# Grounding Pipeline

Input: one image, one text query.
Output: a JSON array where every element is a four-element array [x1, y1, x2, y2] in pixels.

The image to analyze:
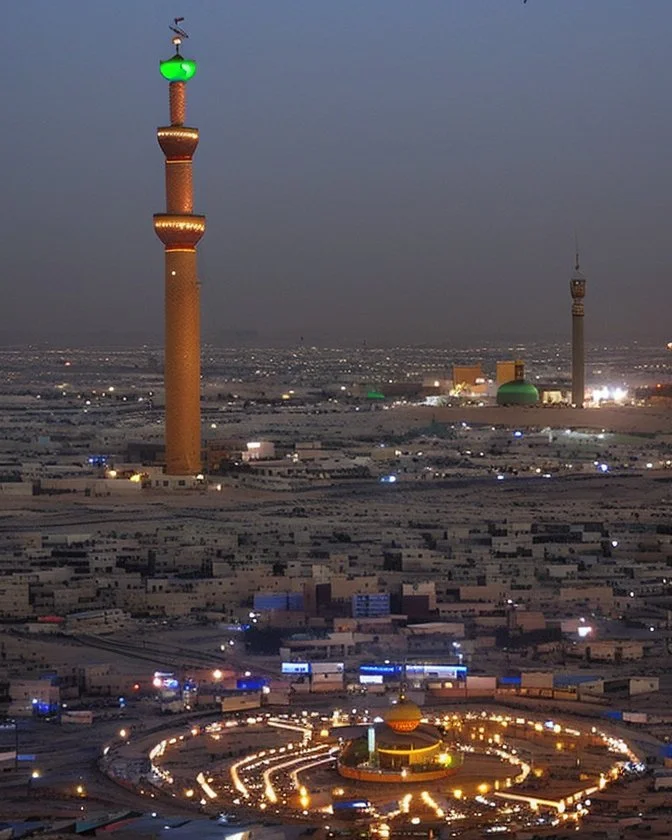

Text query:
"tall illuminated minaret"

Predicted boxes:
[[570, 251, 587, 408], [153, 23, 205, 475]]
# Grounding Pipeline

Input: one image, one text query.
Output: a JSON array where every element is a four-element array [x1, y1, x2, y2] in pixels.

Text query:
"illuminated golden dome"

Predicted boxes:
[[384, 699, 422, 733]]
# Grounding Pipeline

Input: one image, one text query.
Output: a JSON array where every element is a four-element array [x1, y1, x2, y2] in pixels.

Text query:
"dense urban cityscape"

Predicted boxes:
[[1, 332, 672, 840], [3, 3, 672, 840]]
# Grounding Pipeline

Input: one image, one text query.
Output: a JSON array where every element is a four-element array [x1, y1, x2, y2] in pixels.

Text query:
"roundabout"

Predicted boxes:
[[142, 701, 643, 834], [337, 695, 462, 784]]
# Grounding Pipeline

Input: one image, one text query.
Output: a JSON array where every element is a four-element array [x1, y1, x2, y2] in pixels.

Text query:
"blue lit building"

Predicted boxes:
[[253, 592, 304, 612], [352, 592, 391, 618]]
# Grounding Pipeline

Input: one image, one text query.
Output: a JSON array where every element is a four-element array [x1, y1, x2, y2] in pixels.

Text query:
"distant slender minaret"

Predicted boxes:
[[570, 249, 586, 408], [399, 661, 408, 701]]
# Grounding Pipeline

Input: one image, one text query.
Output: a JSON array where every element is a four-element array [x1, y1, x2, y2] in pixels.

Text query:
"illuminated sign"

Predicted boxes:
[[360, 663, 467, 679], [333, 800, 371, 811], [237, 678, 266, 691], [281, 662, 310, 675], [360, 664, 402, 676], [407, 664, 467, 680], [153, 671, 179, 691]]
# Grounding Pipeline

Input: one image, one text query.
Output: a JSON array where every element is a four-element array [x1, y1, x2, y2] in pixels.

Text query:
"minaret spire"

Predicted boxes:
[[153, 20, 205, 475], [399, 660, 408, 701], [569, 243, 587, 408]]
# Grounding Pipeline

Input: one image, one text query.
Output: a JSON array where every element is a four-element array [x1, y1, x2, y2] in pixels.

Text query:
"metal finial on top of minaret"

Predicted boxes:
[[169, 17, 189, 54], [572, 231, 584, 278]]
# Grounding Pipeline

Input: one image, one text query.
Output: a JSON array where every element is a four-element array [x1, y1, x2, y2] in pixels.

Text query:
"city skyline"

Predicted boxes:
[[3, 6, 672, 830], [4, 1, 672, 348]]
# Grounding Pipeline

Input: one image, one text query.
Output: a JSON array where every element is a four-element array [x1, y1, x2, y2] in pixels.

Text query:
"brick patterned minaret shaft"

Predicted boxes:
[[570, 254, 586, 408], [153, 42, 205, 475]]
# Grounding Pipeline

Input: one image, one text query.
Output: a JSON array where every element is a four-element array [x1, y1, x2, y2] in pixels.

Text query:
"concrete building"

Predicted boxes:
[[452, 364, 484, 390], [495, 360, 518, 386]]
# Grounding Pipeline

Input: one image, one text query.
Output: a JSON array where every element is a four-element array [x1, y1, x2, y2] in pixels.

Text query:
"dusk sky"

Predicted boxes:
[[3, 1, 672, 347]]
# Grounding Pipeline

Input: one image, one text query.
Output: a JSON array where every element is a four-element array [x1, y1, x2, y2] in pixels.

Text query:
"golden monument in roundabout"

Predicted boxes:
[[337, 687, 462, 784]]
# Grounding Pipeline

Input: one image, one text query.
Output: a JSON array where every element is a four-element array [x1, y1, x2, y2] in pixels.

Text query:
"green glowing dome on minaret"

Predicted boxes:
[[160, 53, 198, 82]]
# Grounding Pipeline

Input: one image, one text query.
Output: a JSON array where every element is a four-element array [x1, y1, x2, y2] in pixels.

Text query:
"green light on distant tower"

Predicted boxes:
[[160, 54, 198, 82]]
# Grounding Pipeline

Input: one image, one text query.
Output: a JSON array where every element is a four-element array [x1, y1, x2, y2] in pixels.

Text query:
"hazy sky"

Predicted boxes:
[[3, 1, 672, 347]]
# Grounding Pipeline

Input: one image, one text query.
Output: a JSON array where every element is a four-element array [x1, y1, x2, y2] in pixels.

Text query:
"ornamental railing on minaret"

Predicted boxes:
[[153, 20, 205, 475]]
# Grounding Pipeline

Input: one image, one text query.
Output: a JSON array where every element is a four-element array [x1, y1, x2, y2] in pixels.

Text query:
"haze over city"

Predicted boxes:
[[4, 0, 672, 346]]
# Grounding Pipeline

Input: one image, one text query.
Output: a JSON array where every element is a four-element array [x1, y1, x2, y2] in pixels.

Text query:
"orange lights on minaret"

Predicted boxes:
[[153, 21, 205, 475]]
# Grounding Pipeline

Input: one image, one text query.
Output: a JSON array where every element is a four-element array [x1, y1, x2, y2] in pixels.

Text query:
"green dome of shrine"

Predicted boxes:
[[496, 380, 540, 406]]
